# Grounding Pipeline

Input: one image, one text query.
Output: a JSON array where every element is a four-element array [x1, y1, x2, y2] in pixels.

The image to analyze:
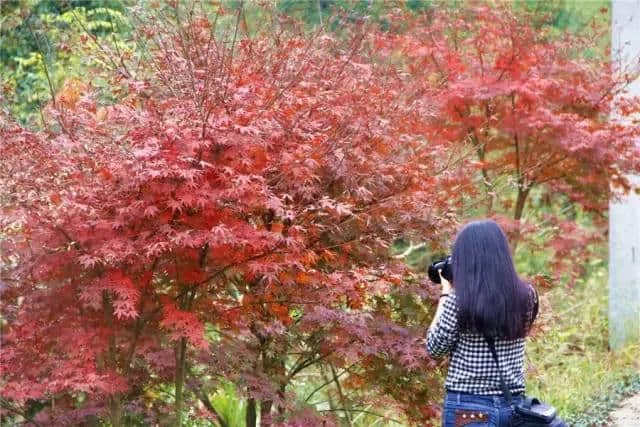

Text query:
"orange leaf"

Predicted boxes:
[[295, 272, 312, 285], [99, 167, 113, 180]]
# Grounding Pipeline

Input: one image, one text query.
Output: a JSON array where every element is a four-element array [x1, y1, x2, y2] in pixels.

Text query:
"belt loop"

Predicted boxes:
[[457, 392, 461, 404]]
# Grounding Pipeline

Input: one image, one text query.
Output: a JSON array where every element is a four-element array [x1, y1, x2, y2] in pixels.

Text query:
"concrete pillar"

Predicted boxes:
[[609, 0, 640, 351]]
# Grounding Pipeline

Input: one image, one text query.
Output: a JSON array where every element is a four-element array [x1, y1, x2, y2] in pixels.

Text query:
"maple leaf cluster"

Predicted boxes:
[[399, 4, 639, 207]]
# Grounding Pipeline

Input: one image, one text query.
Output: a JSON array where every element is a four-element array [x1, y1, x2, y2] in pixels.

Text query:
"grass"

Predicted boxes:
[[525, 266, 640, 425], [569, 373, 640, 427]]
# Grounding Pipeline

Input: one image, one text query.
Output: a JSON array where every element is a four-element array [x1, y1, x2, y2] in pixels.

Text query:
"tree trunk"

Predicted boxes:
[[276, 356, 287, 416], [108, 395, 123, 427], [175, 288, 197, 426], [261, 399, 273, 426], [481, 167, 494, 214], [472, 132, 494, 214], [246, 396, 257, 427], [320, 365, 336, 412], [514, 187, 529, 221], [330, 363, 352, 426], [512, 186, 531, 252], [103, 292, 123, 427], [175, 337, 187, 427], [277, 383, 287, 416]]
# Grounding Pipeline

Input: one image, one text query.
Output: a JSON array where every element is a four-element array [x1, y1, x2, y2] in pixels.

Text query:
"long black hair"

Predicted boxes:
[[451, 219, 531, 340]]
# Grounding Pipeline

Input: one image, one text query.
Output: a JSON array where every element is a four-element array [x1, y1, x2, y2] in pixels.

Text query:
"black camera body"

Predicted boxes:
[[428, 255, 453, 284]]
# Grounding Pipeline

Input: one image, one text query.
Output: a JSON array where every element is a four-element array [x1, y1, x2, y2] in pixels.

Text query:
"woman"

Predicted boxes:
[[426, 219, 539, 427]]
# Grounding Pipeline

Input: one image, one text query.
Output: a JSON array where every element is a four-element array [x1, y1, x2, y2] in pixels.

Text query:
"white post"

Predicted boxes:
[[610, 0, 640, 351]]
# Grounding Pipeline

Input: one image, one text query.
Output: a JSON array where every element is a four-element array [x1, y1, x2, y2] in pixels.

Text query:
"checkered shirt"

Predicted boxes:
[[426, 284, 538, 395]]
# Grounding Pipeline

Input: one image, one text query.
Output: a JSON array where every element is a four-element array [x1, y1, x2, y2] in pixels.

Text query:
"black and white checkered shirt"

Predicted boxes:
[[426, 285, 538, 395]]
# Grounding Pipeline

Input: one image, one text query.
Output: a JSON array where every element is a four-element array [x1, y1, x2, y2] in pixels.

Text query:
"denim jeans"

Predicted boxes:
[[442, 390, 523, 427]]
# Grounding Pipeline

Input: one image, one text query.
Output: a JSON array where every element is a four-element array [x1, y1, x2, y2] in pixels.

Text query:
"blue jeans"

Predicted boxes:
[[442, 390, 523, 427]]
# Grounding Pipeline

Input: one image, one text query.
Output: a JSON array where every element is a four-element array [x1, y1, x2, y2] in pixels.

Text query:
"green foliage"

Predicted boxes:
[[515, 0, 611, 56], [209, 381, 247, 427], [517, 0, 610, 32], [525, 268, 640, 422], [276, 0, 387, 27], [273, 0, 432, 33], [0, 0, 133, 126]]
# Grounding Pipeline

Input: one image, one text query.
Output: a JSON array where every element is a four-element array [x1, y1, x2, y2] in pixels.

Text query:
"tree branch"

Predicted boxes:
[[317, 407, 403, 424]]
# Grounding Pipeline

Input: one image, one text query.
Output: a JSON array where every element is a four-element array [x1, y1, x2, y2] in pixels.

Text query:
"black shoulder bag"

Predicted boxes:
[[483, 335, 567, 427]]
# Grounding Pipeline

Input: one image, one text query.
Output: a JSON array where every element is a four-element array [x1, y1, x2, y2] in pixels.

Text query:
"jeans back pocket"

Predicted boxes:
[[454, 408, 491, 426]]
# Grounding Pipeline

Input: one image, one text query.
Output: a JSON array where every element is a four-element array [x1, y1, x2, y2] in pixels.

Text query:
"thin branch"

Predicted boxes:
[[70, 9, 127, 77], [201, 249, 285, 292], [26, 20, 56, 108], [287, 339, 357, 382], [317, 408, 403, 424], [105, 6, 133, 78], [186, 378, 228, 427], [0, 398, 45, 427], [331, 362, 351, 426], [220, 0, 244, 104]]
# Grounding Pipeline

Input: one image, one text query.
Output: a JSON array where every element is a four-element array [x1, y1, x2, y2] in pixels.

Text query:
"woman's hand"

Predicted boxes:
[[428, 269, 455, 332], [438, 269, 453, 295]]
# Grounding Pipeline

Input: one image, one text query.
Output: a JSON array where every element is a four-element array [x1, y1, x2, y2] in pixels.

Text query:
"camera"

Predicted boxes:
[[428, 255, 453, 284]]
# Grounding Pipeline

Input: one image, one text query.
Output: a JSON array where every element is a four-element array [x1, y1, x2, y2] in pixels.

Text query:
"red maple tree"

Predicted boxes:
[[383, 3, 640, 283], [1, 3, 455, 425]]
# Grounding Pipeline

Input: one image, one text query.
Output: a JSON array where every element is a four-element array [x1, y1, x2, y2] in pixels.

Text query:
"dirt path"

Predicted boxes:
[[610, 392, 640, 426]]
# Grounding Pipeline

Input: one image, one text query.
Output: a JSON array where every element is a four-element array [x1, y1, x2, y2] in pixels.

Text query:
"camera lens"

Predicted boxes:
[[427, 256, 453, 284]]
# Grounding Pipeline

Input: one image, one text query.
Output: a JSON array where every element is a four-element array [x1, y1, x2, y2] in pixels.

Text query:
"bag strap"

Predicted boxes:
[[483, 334, 513, 404]]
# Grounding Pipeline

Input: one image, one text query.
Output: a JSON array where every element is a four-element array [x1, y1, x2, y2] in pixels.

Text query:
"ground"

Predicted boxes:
[[610, 392, 640, 426]]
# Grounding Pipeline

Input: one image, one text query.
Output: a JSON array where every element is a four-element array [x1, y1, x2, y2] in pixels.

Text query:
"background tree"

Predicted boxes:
[[0, 0, 134, 126], [387, 3, 640, 283]]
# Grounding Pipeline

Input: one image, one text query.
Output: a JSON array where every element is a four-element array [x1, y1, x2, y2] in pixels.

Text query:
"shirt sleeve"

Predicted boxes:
[[426, 294, 459, 359]]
